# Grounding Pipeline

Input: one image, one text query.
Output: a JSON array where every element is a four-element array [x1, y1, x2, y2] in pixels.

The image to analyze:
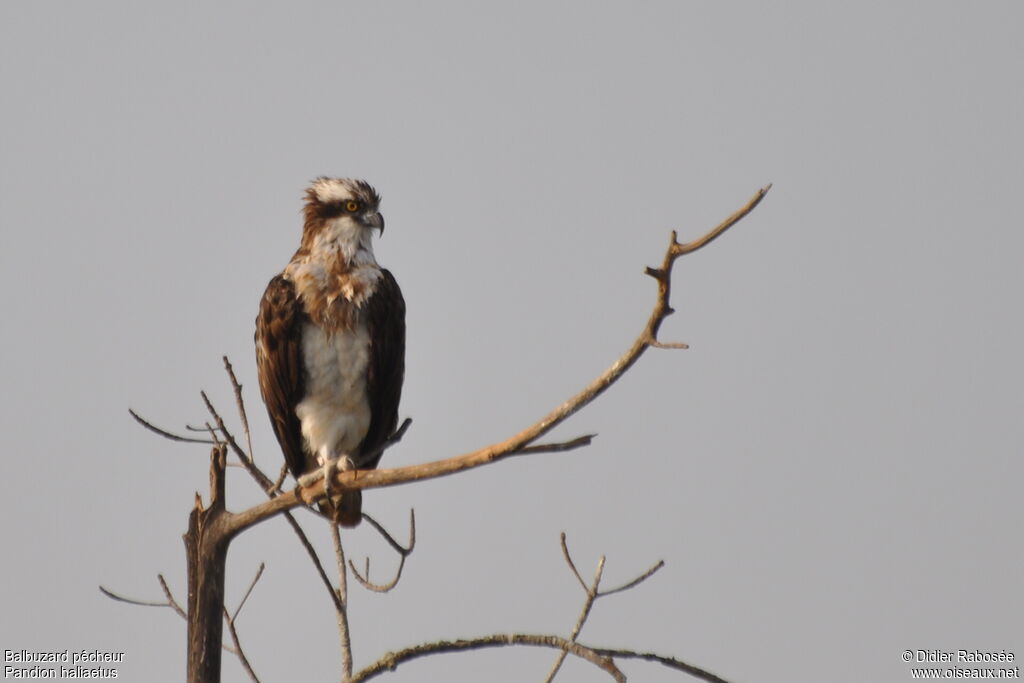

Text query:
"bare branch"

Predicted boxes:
[[671, 183, 771, 256], [223, 356, 256, 466], [330, 523, 353, 681], [284, 511, 347, 614], [362, 510, 416, 556], [99, 573, 187, 622], [560, 532, 588, 593], [232, 563, 265, 622], [351, 634, 625, 683], [225, 186, 771, 534], [548, 535, 668, 680], [511, 434, 595, 456], [200, 390, 277, 495], [202, 422, 223, 447], [157, 574, 188, 619], [348, 510, 416, 593], [598, 559, 665, 597], [349, 417, 413, 473], [591, 647, 734, 683], [222, 606, 260, 683], [127, 408, 215, 445], [98, 585, 173, 610], [647, 339, 690, 350], [272, 463, 289, 494], [348, 554, 407, 593]]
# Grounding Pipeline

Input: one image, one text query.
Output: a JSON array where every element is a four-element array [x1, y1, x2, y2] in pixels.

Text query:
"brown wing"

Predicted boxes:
[[255, 275, 310, 479], [356, 268, 406, 470]]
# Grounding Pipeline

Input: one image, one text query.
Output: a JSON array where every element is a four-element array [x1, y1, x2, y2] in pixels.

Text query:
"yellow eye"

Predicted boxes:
[[345, 200, 360, 212]]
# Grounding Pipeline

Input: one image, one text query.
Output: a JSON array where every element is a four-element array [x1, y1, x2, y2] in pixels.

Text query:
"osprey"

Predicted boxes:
[[255, 178, 405, 527]]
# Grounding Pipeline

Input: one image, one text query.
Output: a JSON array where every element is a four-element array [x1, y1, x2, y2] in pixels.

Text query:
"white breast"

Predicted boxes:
[[295, 321, 372, 467]]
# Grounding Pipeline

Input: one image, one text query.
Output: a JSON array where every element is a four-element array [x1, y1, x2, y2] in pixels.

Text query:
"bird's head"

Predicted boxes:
[[301, 177, 384, 262]]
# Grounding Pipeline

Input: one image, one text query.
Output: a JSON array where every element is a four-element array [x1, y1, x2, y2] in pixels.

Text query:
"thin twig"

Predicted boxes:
[[560, 532, 588, 593], [98, 585, 172, 609], [598, 559, 664, 597], [362, 510, 416, 556], [127, 408, 215, 444], [157, 574, 187, 619], [223, 607, 261, 683], [272, 463, 289, 494], [591, 647, 734, 683], [511, 434, 596, 456], [353, 417, 413, 471], [200, 390, 276, 493], [348, 554, 407, 593], [284, 511, 346, 614], [223, 356, 256, 466], [330, 523, 353, 681], [232, 562, 265, 622]]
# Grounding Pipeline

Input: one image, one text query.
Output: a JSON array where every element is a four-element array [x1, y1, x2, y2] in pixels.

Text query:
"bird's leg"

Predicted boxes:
[[321, 456, 338, 511], [321, 454, 356, 511]]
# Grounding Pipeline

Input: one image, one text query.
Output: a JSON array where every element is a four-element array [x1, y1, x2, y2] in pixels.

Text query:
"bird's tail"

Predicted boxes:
[[320, 491, 362, 528]]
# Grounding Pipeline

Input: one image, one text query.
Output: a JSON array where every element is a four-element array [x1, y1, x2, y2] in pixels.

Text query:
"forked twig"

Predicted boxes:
[[546, 533, 666, 681], [348, 510, 417, 592]]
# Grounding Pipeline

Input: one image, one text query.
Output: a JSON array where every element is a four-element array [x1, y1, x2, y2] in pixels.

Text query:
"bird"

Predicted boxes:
[[255, 178, 405, 527]]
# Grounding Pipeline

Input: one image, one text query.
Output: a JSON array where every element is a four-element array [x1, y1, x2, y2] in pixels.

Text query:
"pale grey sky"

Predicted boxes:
[[2, 2, 1022, 682]]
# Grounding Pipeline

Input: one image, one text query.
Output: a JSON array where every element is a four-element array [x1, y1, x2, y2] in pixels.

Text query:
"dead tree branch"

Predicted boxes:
[[589, 648, 733, 683], [348, 510, 416, 592], [228, 185, 772, 536], [545, 533, 666, 682], [99, 574, 186, 619], [350, 535, 724, 683], [331, 523, 354, 680], [128, 408, 216, 445], [351, 634, 626, 683]]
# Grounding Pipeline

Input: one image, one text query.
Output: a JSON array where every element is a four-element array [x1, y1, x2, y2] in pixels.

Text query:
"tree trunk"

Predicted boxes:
[[185, 446, 231, 683]]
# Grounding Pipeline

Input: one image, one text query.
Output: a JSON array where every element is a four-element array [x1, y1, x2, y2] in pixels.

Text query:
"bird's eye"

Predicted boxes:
[[346, 200, 360, 212]]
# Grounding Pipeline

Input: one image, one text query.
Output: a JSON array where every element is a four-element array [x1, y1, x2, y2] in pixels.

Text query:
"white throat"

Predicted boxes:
[[312, 217, 377, 266]]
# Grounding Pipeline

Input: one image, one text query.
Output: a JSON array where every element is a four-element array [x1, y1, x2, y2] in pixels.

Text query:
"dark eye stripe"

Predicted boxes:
[[319, 202, 346, 218]]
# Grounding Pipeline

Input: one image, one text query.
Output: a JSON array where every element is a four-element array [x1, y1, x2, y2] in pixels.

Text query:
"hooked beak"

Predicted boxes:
[[364, 211, 384, 234]]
